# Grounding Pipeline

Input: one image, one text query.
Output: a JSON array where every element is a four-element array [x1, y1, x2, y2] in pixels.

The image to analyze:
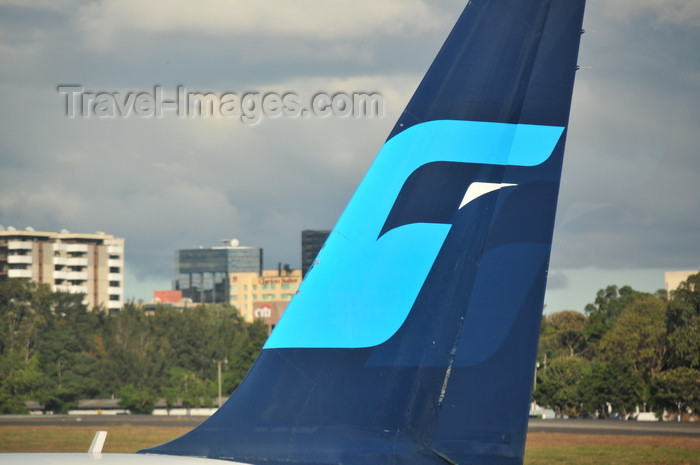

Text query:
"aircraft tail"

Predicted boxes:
[[142, 1, 586, 464]]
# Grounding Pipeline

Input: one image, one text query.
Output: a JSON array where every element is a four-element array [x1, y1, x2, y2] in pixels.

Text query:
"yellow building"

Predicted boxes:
[[230, 268, 302, 326], [665, 270, 698, 294]]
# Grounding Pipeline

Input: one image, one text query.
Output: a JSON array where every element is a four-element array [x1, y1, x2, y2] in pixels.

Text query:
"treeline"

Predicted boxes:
[[534, 272, 699, 419], [0, 280, 268, 414], [2, 273, 698, 417]]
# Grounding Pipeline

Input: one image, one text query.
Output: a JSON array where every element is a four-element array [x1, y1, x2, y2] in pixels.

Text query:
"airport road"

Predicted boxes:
[[528, 418, 700, 437], [0, 415, 698, 437]]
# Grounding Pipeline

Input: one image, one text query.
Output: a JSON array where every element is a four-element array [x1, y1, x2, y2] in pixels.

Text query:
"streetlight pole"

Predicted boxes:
[[215, 358, 228, 408]]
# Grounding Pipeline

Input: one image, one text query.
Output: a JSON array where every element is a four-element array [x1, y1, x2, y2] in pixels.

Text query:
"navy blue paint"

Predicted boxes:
[[389, 0, 583, 134], [142, 1, 586, 464], [378, 162, 484, 237]]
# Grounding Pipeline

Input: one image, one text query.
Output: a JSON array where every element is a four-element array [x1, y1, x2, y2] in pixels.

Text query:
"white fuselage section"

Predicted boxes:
[[0, 454, 250, 465]]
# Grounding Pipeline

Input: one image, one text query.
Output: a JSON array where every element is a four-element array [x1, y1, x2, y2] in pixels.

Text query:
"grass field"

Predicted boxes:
[[1, 424, 699, 464], [524, 432, 700, 465]]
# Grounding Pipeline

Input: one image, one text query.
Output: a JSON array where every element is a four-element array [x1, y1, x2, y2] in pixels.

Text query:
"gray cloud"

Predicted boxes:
[[74, 0, 451, 49], [0, 0, 697, 304], [552, 0, 700, 274]]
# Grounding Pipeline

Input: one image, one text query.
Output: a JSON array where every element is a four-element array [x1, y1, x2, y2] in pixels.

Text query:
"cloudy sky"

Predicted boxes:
[[0, 0, 698, 313]]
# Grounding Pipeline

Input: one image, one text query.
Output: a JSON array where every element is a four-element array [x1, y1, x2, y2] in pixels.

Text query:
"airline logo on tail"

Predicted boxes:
[[139, 2, 586, 463], [266, 120, 563, 349]]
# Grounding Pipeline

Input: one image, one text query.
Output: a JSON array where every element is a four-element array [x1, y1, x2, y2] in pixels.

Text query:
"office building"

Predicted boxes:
[[301, 230, 330, 277], [0, 227, 124, 311], [175, 239, 262, 303], [173, 239, 304, 331]]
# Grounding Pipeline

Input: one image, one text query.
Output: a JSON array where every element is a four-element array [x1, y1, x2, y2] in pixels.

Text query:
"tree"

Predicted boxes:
[[600, 296, 668, 383], [101, 302, 162, 394], [0, 281, 270, 410], [533, 281, 699, 419], [579, 359, 645, 417], [117, 384, 156, 414], [0, 280, 47, 361], [652, 367, 700, 416], [533, 356, 589, 417], [166, 367, 212, 414], [548, 311, 588, 357], [224, 319, 268, 393], [584, 285, 650, 347], [666, 272, 700, 369], [0, 280, 101, 412], [0, 353, 43, 413], [35, 291, 103, 401], [39, 386, 80, 414]]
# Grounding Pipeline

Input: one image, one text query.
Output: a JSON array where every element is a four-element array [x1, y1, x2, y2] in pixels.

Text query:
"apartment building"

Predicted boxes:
[[0, 227, 125, 311]]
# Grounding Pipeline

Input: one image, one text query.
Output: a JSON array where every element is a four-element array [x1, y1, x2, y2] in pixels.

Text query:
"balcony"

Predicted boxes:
[[65, 243, 88, 253], [66, 257, 88, 266], [108, 259, 123, 267], [107, 245, 124, 254], [7, 241, 33, 250], [7, 255, 32, 264], [55, 284, 88, 294], [53, 271, 69, 280], [108, 273, 122, 282], [65, 271, 88, 280], [8, 269, 32, 278]]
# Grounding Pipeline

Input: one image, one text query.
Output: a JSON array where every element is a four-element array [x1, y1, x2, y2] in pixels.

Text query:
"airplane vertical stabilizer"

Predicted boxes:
[[142, 1, 586, 464]]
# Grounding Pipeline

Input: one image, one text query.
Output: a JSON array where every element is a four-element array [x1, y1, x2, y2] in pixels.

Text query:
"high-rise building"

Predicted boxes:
[[172, 239, 303, 331], [175, 239, 263, 303], [230, 267, 303, 331], [665, 270, 698, 294], [301, 230, 330, 277], [0, 227, 125, 311]]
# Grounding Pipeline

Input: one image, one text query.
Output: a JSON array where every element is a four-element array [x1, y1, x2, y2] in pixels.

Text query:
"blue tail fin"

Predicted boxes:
[[142, 1, 586, 464]]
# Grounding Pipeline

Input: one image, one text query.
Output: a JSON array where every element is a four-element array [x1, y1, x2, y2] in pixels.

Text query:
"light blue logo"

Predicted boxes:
[[264, 120, 563, 349]]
